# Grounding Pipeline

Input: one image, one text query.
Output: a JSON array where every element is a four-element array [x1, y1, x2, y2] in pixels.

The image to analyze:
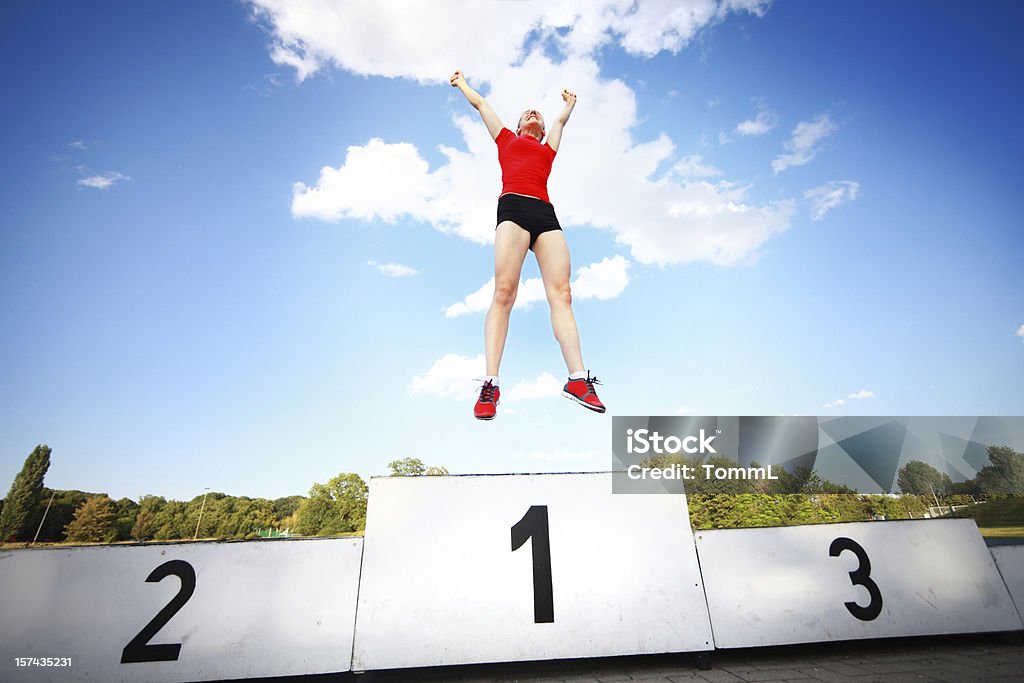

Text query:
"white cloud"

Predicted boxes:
[[250, 1, 770, 83], [1016, 324, 1024, 343], [771, 115, 838, 173], [593, 0, 768, 57], [672, 154, 721, 178], [292, 138, 440, 223], [824, 389, 872, 408], [249, 0, 539, 84], [78, 171, 129, 189], [261, 1, 791, 267], [446, 255, 630, 317], [408, 357, 568, 403], [735, 109, 777, 136], [805, 180, 860, 221], [504, 373, 563, 402], [444, 276, 546, 318], [69, 140, 87, 150], [445, 279, 497, 318], [408, 353, 484, 399], [368, 260, 419, 277], [674, 406, 692, 415], [570, 255, 631, 300]]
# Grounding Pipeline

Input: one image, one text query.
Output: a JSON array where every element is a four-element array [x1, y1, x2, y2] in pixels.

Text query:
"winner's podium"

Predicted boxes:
[[2, 471, 1023, 681], [351, 472, 714, 670]]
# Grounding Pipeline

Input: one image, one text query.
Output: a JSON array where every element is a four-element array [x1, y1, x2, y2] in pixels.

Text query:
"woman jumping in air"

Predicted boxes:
[[450, 70, 605, 420]]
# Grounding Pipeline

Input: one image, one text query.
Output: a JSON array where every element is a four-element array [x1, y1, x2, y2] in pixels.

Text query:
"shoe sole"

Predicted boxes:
[[562, 390, 606, 413], [475, 414, 496, 421]]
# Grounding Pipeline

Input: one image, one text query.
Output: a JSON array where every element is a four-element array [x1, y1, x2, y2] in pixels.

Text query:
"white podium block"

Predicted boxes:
[[696, 519, 1022, 648], [352, 473, 713, 670], [0, 538, 363, 681], [990, 544, 1024, 622]]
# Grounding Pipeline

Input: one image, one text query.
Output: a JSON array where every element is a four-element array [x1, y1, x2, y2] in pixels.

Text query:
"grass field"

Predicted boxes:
[[977, 526, 1024, 538], [953, 496, 1024, 537], [955, 496, 1024, 525]]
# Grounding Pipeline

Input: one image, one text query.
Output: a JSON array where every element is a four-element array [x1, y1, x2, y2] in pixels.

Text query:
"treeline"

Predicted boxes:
[[895, 446, 1024, 497], [0, 447, 445, 545], [645, 445, 1024, 530], [4, 443, 1021, 545], [688, 492, 932, 530]]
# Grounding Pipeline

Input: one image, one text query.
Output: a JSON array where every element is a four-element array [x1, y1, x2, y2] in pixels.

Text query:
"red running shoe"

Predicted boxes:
[[563, 373, 605, 413], [474, 380, 500, 420]]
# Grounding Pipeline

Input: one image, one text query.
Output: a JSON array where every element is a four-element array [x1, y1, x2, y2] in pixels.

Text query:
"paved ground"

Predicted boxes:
[[318, 633, 1022, 683]]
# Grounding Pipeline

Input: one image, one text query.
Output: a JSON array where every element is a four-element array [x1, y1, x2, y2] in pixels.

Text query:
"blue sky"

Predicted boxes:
[[2, 1, 1022, 502]]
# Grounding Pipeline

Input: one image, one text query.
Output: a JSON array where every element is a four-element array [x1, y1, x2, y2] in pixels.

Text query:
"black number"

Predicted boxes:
[[121, 560, 197, 663], [511, 505, 554, 623], [829, 537, 882, 621]]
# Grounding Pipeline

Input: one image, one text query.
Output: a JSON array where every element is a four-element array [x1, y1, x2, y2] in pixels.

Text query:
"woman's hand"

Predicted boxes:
[[451, 70, 467, 88], [561, 89, 577, 106]]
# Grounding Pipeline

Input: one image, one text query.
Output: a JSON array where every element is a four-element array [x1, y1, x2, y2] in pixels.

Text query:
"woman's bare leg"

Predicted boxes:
[[485, 221, 532, 376], [533, 230, 585, 374]]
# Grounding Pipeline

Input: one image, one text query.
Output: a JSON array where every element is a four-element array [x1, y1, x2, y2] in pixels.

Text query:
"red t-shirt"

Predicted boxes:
[[495, 127, 556, 203]]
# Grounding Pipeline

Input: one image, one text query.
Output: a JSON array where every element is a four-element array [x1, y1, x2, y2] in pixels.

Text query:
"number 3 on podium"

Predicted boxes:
[[830, 537, 883, 621]]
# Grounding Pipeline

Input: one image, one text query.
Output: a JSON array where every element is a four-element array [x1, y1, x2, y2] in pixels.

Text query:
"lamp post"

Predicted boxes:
[[31, 490, 57, 545], [193, 488, 211, 540]]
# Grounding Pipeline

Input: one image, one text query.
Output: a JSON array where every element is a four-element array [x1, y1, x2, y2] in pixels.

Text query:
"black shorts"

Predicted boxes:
[[496, 193, 562, 249]]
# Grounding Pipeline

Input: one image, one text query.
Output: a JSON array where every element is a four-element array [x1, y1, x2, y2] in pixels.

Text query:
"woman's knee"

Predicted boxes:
[[493, 280, 519, 309], [546, 280, 572, 308]]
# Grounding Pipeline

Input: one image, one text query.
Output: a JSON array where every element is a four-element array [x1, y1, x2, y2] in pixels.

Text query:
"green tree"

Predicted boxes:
[[131, 510, 158, 542], [0, 445, 52, 542], [816, 494, 873, 522], [389, 457, 426, 476], [768, 466, 856, 495], [296, 473, 368, 535], [131, 495, 165, 541], [236, 498, 279, 539], [388, 457, 449, 476], [112, 497, 139, 541], [269, 495, 305, 536], [901, 494, 930, 518], [273, 495, 304, 519], [64, 496, 118, 543], [951, 478, 980, 496], [897, 460, 952, 496], [153, 500, 191, 540], [974, 446, 1024, 495], [191, 492, 226, 539], [26, 489, 94, 542]]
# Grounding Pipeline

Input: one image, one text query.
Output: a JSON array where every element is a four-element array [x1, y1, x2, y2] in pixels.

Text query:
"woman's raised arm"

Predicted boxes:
[[450, 70, 505, 140]]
